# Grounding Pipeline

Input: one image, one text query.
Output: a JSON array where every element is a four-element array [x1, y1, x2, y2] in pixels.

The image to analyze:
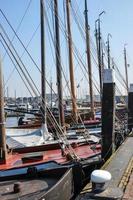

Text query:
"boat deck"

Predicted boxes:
[[6, 128, 43, 148], [0, 177, 57, 200], [0, 168, 74, 200], [0, 143, 101, 170]]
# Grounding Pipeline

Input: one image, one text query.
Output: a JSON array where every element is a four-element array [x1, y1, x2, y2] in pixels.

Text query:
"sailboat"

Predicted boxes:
[[0, 58, 101, 198], [0, 1, 103, 199], [4, 0, 53, 146], [57, 0, 101, 131], [4, 0, 101, 140]]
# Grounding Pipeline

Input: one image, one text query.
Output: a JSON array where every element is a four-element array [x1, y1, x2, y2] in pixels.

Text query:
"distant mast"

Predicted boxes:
[[84, 0, 95, 118], [124, 45, 129, 94], [101, 48, 104, 70], [96, 11, 105, 96], [97, 19, 102, 94], [14, 90, 16, 105], [107, 34, 112, 69], [54, 0, 65, 127], [40, 0, 46, 125], [0, 56, 7, 163], [95, 20, 99, 63], [50, 78, 53, 109], [66, 0, 78, 121]]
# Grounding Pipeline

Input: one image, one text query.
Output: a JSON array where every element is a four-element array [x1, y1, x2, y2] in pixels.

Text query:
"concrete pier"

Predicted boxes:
[[76, 136, 133, 200]]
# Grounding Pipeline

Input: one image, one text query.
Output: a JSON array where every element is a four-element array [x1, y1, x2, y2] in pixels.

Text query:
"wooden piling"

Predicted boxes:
[[128, 84, 133, 132], [101, 69, 115, 161]]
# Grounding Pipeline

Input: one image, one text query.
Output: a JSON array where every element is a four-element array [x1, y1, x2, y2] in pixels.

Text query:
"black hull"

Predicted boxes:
[[0, 156, 102, 200], [0, 165, 74, 200]]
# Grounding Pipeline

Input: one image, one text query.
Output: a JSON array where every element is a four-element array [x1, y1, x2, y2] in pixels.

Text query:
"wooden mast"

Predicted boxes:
[[40, 0, 46, 125], [84, 0, 95, 118], [0, 56, 7, 163], [66, 0, 78, 122], [124, 45, 129, 94], [54, 0, 65, 127]]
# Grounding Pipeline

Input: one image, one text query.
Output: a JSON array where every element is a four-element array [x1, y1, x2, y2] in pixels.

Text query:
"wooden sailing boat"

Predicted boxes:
[[64, 0, 101, 128], [0, 1, 102, 199], [0, 53, 101, 197], [0, 16, 103, 200], [0, 55, 72, 200], [6, 0, 101, 133], [4, 0, 52, 144], [0, 2, 102, 158]]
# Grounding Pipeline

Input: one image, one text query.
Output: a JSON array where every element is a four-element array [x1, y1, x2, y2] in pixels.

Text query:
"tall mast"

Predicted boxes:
[[101, 48, 104, 70], [124, 45, 128, 94], [0, 56, 7, 163], [107, 33, 112, 69], [84, 0, 94, 118], [95, 20, 99, 59], [50, 78, 53, 110], [66, 0, 78, 121], [40, 0, 46, 124], [97, 19, 102, 94], [97, 11, 105, 96], [54, 0, 65, 127]]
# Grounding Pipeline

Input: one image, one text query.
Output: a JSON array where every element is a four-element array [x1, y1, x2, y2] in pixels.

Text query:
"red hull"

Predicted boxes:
[[0, 143, 101, 170]]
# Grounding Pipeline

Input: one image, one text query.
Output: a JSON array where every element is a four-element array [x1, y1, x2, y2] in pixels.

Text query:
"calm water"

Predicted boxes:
[[6, 114, 35, 127], [6, 117, 18, 127]]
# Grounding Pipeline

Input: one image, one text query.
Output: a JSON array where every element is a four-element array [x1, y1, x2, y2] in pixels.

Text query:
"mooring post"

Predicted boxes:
[[102, 68, 115, 161], [128, 84, 133, 132]]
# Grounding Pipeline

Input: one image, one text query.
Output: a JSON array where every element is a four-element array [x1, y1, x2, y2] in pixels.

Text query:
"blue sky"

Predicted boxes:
[[1, 0, 133, 97]]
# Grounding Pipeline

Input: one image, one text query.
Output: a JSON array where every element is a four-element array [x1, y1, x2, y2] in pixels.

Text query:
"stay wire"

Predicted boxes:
[[1, 0, 32, 62]]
